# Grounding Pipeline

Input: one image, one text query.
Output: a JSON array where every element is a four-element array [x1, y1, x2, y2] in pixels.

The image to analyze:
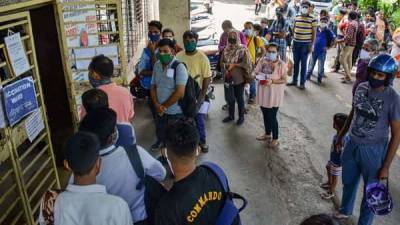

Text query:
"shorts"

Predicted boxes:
[[327, 161, 342, 176]]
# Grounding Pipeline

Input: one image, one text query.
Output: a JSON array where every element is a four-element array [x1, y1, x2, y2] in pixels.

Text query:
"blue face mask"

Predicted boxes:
[[89, 73, 112, 88], [266, 53, 278, 61], [148, 33, 160, 42], [244, 29, 253, 37]]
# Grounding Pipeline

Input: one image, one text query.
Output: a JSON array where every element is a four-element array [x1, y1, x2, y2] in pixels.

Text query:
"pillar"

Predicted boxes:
[[159, 0, 190, 46]]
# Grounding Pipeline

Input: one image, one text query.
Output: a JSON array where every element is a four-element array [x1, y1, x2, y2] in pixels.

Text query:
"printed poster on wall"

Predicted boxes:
[[4, 33, 30, 77], [2, 76, 38, 126], [25, 109, 45, 142]]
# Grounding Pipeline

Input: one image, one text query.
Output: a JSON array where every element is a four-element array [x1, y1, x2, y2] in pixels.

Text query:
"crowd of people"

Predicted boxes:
[[36, 0, 400, 225]]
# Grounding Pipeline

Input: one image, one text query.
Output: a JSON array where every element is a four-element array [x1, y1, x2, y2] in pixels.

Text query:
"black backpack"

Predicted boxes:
[[171, 60, 201, 118], [125, 145, 167, 224]]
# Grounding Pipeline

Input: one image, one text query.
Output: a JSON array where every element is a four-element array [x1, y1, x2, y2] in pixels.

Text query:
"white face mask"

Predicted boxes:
[[320, 23, 327, 28], [301, 7, 309, 15], [359, 49, 371, 60]]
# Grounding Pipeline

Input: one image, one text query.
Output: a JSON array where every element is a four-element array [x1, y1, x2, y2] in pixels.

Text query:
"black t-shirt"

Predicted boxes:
[[154, 166, 226, 225]]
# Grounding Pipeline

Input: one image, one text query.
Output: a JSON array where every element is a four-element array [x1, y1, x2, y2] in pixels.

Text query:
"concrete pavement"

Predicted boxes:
[[131, 1, 400, 224]]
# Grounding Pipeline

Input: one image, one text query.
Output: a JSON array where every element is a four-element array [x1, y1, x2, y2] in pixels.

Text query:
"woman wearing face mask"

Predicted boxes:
[[352, 38, 379, 96], [221, 31, 252, 125], [255, 43, 287, 148]]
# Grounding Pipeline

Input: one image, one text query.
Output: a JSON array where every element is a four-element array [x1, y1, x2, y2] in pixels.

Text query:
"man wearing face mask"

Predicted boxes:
[[265, 0, 280, 27], [138, 21, 163, 89], [352, 38, 379, 96], [154, 120, 239, 225], [335, 54, 400, 225], [151, 38, 189, 153], [244, 21, 266, 104], [78, 108, 167, 225], [82, 55, 134, 123], [287, 1, 317, 90], [269, 7, 290, 61], [138, 21, 164, 150], [306, 16, 335, 84], [162, 28, 183, 54], [177, 31, 212, 153]]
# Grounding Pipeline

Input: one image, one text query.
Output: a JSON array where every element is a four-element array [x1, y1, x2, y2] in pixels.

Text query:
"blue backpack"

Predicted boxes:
[[201, 162, 247, 225]]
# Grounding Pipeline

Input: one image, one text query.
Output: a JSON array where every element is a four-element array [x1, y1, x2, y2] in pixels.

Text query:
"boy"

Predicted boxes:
[[81, 89, 136, 147], [320, 113, 348, 199], [39, 132, 132, 225], [306, 16, 335, 84]]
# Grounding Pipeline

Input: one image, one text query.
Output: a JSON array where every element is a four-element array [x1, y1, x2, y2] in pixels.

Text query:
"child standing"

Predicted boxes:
[[320, 113, 348, 199], [306, 16, 335, 84]]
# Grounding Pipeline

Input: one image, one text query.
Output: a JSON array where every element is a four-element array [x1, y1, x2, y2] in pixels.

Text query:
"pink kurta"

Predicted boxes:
[[255, 59, 287, 108]]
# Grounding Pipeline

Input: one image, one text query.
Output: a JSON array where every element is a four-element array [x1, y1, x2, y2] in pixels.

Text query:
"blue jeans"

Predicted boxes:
[[196, 113, 206, 143], [249, 80, 256, 99], [292, 41, 310, 85], [340, 138, 388, 225], [306, 51, 327, 82]]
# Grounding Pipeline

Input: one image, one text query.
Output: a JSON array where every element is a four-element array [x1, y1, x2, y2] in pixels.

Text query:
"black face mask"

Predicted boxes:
[[228, 38, 237, 44], [368, 76, 386, 89]]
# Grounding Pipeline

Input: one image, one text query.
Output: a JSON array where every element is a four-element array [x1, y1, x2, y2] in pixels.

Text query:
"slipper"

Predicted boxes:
[[319, 182, 330, 190], [256, 134, 272, 141], [268, 140, 280, 148], [333, 212, 349, 220], [320, 192, 335, 200]]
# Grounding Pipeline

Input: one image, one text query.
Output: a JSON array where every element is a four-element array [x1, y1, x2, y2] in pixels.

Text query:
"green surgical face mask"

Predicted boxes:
[[158, 53, 173, 64], [184, 41, 197, 53]]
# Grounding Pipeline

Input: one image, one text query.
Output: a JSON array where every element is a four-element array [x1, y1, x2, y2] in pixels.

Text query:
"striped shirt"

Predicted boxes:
[[293, 15, 317, 42]]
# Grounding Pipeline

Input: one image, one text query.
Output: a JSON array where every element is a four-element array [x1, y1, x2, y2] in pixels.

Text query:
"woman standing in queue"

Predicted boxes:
[[255, 42, 287, 148], [221, 30, 252, 125]]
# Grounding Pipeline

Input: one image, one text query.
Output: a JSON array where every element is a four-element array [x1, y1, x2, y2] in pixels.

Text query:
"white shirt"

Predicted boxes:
[[39, 184, 132, 225], [70, 145, 166, 223]]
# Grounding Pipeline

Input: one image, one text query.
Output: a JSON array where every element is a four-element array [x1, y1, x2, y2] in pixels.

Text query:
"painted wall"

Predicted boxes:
[[159, 0, 190, 46]]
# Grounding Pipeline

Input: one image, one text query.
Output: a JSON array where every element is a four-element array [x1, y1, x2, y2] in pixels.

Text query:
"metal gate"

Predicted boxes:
[[0, 12, 60, 225]]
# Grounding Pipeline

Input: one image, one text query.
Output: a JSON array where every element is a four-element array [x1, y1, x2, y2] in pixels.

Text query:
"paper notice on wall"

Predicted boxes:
[[25, 109, 45, 142], [4, 33, 30, 76], [96, 45, 119, 57], [0, 93, 6, 128]]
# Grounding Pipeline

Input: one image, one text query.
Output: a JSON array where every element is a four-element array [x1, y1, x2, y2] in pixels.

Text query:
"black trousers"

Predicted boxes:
[[255, 3, 262, 14], [156, 114, 184, 145], [225, 83, 245, 119], [260, 107, 279, 140]]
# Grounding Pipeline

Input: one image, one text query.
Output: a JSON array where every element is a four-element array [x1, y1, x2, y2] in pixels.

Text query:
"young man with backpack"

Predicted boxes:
[[306, 16, 335, 84], [177, 31, 212, 153], [155, 120, 245, 225], [78, 108, 166, 225], [150, 38, 189, 151]]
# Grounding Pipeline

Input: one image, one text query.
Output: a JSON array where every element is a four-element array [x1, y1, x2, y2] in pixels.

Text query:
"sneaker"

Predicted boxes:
[[151, 141, 162, 151], [222, 116, 234, 123], [236, 117, 244, 125], [199, 141, 209, 153], [256, 134, 272, 141], [287, 82, 297, 86], [298, 84, 305, 90]]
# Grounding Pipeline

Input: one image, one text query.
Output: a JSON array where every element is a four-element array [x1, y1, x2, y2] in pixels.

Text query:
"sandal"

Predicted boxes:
[[333, 212, 349, 220], [256, 134, 272, 141], [320, 192, 335, 200], [268, 140, 280, 148], [319, 182, 330, 190]]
